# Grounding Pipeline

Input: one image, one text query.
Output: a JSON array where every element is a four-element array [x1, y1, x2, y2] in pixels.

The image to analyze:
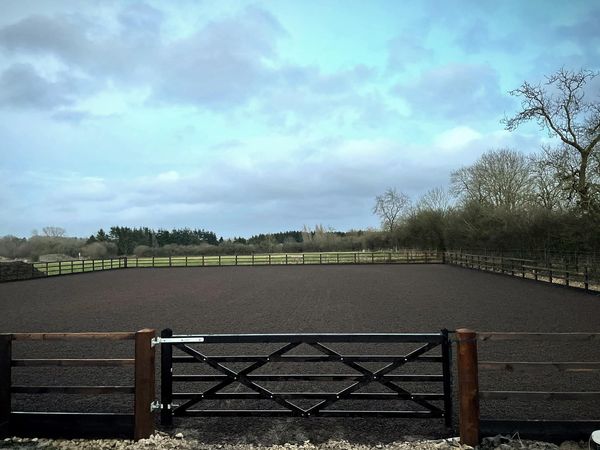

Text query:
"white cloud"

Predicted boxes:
[[434, 126, 483, 152]]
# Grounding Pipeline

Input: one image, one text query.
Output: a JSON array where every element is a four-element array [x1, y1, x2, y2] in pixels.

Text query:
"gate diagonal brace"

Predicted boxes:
[[305, 342, 442, 415], [173, 342, 306, 416]]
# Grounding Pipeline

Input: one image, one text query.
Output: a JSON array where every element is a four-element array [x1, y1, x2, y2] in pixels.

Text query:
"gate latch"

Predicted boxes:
[[151, 337, 205, 347]]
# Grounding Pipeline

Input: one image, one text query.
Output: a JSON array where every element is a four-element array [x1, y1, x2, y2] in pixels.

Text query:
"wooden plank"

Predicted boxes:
[[134, 329, 155, 440], [11, 332, 135, 341], [480, 419, 600, 443], [12, 358, 135, 367], [477, 332, 600, 341], [479, 361, 600, 372], [480, 390, 600, 401], [0, 335, 11, 438], [10, 412, 133, 439], [11, 386, 135, 394]]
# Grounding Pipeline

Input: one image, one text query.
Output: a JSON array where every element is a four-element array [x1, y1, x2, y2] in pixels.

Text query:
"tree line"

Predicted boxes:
[[0, 225, 390, 261], [373, 68, 600, 257]]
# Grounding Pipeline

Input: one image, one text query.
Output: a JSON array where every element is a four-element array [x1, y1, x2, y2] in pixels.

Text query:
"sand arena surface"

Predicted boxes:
[[1, 265, 599, 443]]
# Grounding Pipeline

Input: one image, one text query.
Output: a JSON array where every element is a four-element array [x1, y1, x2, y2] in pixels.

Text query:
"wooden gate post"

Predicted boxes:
[[134, 329, 155, 440], [456, 328, 480, 447], [0, 334, 11, 438]]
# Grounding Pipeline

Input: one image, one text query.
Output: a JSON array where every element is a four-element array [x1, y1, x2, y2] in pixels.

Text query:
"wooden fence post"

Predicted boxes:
[[456, 328, 480, 447], [0, 334, 11, 438], [584, 266, 589, 291], [134, 329, 155, 440]]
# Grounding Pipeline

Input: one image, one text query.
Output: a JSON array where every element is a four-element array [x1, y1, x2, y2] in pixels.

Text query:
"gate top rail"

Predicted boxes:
[[159, 332, 445, 345]]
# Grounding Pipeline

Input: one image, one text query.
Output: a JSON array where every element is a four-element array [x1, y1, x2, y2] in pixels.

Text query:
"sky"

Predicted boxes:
[[0, 1, 598, 238]]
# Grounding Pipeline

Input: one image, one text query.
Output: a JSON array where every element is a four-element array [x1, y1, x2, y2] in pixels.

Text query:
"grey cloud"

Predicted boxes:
[[117, 2, 164, 35], [256, 64, 392, 130], [0, 14, 90, 62], [555, 9, 600, 47], [0, 63, 78, 109], [0, 4, 390, 127], [393, 63, 512, 120], [454, 20, 520, 54], [0, 5, 285, 111], [152, 6, 285, 109], [0, 4, 388, 125], [387, 32, 433, 70]]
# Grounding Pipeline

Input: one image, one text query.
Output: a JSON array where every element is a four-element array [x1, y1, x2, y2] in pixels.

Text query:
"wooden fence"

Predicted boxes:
[[456, 329, 600, 445], [446, 252, 599, 292], [0, 251, 443, 282], [0, 330, 155, 440], [128, 251, 443, 268]]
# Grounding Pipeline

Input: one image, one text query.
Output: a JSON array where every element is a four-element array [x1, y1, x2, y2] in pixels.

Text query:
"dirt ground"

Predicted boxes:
[[1, 265, 599, 443]]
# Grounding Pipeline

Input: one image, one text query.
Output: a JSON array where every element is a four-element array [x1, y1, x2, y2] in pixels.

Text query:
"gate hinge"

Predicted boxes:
[[150, 400, 162, 412]]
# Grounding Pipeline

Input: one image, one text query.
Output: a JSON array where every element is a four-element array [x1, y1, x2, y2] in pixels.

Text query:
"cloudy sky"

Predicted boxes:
[[0, 1, 598, 238]]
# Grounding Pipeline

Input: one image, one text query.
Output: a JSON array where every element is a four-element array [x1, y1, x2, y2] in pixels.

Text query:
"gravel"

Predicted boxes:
[[0, 433, 592, 450]]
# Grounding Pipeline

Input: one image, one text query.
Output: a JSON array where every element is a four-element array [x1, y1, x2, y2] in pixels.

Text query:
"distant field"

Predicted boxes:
[[30, 250, 441, 277]]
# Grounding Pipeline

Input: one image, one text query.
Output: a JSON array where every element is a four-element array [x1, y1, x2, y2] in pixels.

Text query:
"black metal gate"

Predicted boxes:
[[158, 329, 452, 427]]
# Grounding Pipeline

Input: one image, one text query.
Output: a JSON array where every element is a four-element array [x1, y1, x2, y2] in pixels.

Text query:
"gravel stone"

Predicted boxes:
[[0, 436, 592, 450]]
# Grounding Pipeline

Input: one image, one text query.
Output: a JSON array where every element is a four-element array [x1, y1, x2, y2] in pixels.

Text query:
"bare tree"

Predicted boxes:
[[372, 188, 410, 231], [503, 68, 600, 211], [42, 226, 66, 237], [528, 146, 579, 210], [416, 187, 452, 213], [451, 148, 533, 210]]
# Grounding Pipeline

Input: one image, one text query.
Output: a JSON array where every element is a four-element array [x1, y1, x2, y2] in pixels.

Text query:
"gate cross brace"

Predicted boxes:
[[172, 340, 443, 417], [304, 342, 442, 415], [173, 342, 305, 415]]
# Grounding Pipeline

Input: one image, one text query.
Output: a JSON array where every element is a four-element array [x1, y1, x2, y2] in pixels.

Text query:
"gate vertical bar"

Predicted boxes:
[[441, 329, 453, 428], [135, 329, 155, 440], [0, 334, 11, 437], [456, 328, 480, 446], [161, 329, 173, 427], [584, 265, 589, 291]]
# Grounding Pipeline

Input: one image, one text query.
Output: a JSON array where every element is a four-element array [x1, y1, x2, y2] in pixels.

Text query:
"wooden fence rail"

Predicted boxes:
[[0, 329, 155, 440], [456, 329, 600, 446], [1, 251, 444, 282], [446, 252, 599, 292], [127, 251, 443, 269]]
